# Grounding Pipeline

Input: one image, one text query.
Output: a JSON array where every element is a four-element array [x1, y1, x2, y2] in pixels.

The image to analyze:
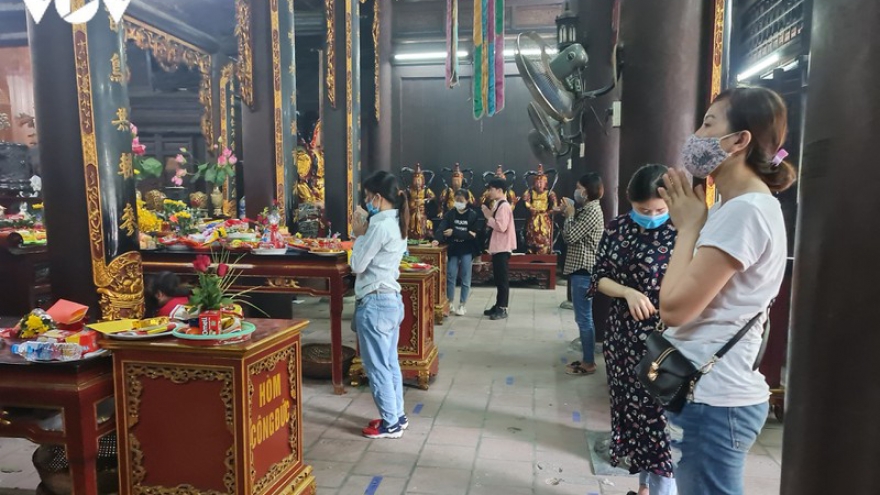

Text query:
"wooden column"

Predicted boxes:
[[29, 9, 143, 319], [364, 0, 393, 174], [617, 0, 704, 211], [782, 0, 880, 492], [322, 0, 361, 237], [240, 0, 297, 226]]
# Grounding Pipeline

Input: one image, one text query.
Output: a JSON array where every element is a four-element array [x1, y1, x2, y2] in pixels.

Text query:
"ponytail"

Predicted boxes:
[[396, 190, 410, 239]]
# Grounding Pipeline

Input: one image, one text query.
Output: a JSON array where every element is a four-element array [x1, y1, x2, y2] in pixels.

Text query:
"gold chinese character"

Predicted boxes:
[[112, 107, 129, 131], [110, 53, 124, 83], [120, 203, 137, 237], [117, 153, 133, 179]]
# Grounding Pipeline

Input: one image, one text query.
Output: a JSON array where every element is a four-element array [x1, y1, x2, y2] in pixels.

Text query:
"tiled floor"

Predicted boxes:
[[0, 285, 783, 494]]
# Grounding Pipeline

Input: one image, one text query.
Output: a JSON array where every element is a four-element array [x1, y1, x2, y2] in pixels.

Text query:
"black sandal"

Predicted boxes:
[[565, 361, 596, 375]]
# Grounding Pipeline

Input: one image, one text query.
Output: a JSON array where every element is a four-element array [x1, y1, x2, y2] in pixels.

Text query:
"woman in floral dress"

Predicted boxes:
[[590, 164, 678, 495]]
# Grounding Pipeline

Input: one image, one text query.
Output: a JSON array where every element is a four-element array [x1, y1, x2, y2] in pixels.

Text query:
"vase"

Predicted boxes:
[[210, 186, 224, 217], [189, 191, 208, 209]]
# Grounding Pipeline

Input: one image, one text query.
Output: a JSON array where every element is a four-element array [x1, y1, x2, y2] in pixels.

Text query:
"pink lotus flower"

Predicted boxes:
[[171, 176, 183, 186], [228, 155, 238, 165], [218, 155, 228, 166], [130, 124, 138, 136], [132, 137, 146, 156], [175, 154, 185, 164]]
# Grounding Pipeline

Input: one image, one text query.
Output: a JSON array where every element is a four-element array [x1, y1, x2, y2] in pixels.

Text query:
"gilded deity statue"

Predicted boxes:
[[401, 163, 436, 240], [294, 147, 321, 205], [310, 121, 325, 203], [438, 163, 475, 215], [480, 165, 518, 210], [522, 165, 559, 255]]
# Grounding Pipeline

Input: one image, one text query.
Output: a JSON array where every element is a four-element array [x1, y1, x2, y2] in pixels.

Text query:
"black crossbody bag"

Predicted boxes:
[[636, 311, 771, 413]]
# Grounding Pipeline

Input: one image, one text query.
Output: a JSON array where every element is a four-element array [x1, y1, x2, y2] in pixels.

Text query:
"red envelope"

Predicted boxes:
[[46, 299, 89, 325]]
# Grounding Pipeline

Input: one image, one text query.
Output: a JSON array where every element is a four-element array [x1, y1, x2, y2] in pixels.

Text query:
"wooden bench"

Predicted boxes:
[[472, 253, 557, 290]]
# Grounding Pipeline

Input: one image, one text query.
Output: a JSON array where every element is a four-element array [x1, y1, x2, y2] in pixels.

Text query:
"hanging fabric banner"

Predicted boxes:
[[486, 0, 496, 115], [473, 0, 504, 118], [446, 0, 459, 87], [472, 0, 487, 118], [494, 0, 505, 112]]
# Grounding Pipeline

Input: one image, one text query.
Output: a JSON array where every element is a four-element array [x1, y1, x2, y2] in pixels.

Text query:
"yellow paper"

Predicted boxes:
[[87, 319, 137, 334]]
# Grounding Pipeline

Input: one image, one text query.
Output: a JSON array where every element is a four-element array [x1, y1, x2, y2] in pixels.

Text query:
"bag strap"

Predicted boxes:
[[702, 298, 777, 373]]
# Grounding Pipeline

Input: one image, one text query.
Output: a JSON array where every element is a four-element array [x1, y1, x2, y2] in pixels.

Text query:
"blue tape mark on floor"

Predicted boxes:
[[447, 331, 454, 336], [506, 376, 514, 385], [557, 332, 566, 340], [364, 476, 383, 495], [413, 403, 424, 414], [572, 411, 581, 423], [560, 355, 568, 364], [439, 352, 444, 359]]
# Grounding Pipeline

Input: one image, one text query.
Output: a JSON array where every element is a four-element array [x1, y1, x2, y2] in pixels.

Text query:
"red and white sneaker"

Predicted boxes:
[[367, 415, 409, 431], [362, 421, 403, 439]]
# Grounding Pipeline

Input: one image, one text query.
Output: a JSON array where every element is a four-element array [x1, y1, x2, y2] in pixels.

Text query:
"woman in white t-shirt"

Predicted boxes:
[[656, 87, 797, 495]]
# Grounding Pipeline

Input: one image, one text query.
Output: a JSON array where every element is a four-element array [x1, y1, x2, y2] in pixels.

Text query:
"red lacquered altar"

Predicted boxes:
[[407, 244, 450, 323], [0, 320, 115, 495], [141, 249, 353, 394], [349, 268, 439, 390], [102, 319, 315, 495]]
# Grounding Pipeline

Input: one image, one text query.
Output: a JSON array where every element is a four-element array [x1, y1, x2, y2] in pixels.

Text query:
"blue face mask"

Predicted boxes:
[[629, 209, 669, 230], [365, 200, 380, 216]]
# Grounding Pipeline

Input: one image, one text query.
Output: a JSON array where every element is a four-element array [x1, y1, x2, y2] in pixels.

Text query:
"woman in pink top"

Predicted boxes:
[[481, 178, 516, 320]]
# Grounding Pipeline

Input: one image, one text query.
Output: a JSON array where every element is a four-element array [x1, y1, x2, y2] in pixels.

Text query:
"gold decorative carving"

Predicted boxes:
[[373, 0, 380, 121], [271, 0, 286, 219], [345, 0, 354, 236], [248, 346, 300, 494], [124, 364, 236, 493], [120, 203, 137, 237], [112, 107, 129, 131], [399, 283, 420, 354], [325, 0, 336, 108], [267, 277, 301, 289], [219, 62, 236, 202], [118, 152, 133, 179], [73, 24, 144, 321], [707, 0, 725, 209], [110, 52, 124, 82], [123, 16, 214, 145], [236, 0, 254, 107]]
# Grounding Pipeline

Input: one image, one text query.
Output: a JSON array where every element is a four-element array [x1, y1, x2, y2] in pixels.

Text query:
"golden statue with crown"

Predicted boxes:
[[400, 163, 436, 240], [522, 164, 559, 255], [438, 163, 475, 215]]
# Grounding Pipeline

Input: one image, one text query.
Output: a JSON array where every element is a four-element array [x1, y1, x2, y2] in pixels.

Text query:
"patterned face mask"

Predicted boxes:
[[680, 133, 738, 178]]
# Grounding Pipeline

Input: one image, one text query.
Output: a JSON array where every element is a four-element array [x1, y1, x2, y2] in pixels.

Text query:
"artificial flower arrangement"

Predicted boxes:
[[192, 141, 238, 188], [186, 251, 263, 333], [137, 199, 162, 233], [14, 309, 55, 339], [163, 199, 198, 235], [130, 124, 163, 181]]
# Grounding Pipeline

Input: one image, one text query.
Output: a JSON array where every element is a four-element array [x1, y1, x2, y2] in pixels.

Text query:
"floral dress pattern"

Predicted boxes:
[[589, 214, 677, 477]]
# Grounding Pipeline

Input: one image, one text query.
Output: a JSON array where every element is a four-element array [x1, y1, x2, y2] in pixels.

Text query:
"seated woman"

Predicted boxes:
[[145, 271, 191, 317]]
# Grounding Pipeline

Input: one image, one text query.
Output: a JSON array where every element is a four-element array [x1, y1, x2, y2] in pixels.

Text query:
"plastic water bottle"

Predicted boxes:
[[238, 196, 246, 219], [11, 341, 84, 362]]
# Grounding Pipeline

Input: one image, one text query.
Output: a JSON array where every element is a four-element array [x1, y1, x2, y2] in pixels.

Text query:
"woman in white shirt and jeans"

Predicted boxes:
[[657, 87, 796, 495], [350, 171, 410, 439]]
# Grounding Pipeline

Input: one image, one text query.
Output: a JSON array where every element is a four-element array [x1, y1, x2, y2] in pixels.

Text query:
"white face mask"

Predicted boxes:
[[454, 201, 467, 211]]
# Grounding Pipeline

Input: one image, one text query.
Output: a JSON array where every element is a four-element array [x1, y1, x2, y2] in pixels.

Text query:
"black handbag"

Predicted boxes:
[[636, 311, 770, 413]]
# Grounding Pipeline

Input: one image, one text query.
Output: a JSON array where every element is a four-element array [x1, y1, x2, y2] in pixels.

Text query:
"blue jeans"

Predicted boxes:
[[570, 273, 595, 364], [354, 293, 405, 427], [447, 253, 473, 304], [639, 471, 677, 495], [666, 402, 769, 495]]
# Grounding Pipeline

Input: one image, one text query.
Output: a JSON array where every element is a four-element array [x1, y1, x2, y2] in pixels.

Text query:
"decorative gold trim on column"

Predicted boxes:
[[345, 0, 354, 234], [325, 0, 336, 108], [271, 0, 286, 219], [373, 0, 380, 121], [706, 0, 725, 208], [72, 25, 145, 321], [123, 16, 214, 146], [219, 62, 235, 203], [236, 0, 254, 107]]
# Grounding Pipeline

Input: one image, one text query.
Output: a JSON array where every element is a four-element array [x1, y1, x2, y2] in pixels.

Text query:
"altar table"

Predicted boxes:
[[141, 249, 353, 394], [407, 245, 450, 323], [0, 319, 115, 495], [102, 318, 315, 495]]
